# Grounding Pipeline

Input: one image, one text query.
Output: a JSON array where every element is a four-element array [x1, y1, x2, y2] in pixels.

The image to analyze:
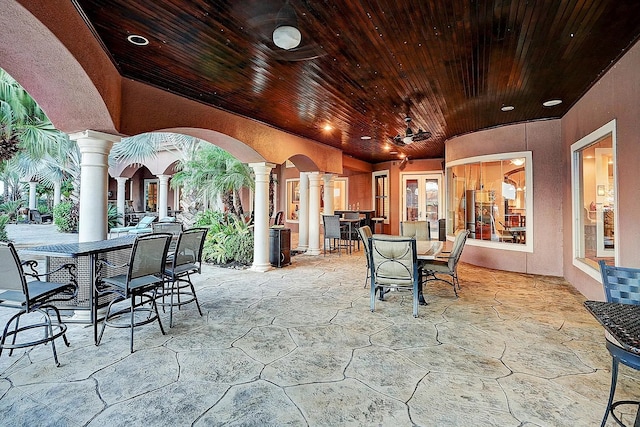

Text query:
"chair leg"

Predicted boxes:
[[42, 309, 61, 367], [602, 356, 619, 427], [130, 296, 135, 353]]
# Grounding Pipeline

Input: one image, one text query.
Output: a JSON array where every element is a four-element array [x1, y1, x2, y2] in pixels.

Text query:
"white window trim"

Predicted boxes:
[[571, 119, 618, 280], [285, 178, 299, 224], [372, 170, 390, 224], [446, 151, 533, 253]]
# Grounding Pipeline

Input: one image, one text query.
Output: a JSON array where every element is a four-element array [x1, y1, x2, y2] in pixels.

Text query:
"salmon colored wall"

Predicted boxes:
[[374, 158, 445, 235], [446, 121, 563, 277], [562, 39, 640, 300], [7, 0, 120, 133]]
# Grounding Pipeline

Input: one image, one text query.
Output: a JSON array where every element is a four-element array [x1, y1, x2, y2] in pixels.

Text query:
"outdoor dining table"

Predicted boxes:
[[20, 235, 137, 335], [584, 300, 640, 425]]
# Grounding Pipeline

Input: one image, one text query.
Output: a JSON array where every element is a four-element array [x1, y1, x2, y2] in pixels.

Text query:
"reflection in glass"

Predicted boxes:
[[448, 157, 528, 245]]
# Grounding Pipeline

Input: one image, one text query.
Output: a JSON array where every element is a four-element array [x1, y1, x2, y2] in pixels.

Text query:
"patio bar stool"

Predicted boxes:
[[159, 228, 208, 327]]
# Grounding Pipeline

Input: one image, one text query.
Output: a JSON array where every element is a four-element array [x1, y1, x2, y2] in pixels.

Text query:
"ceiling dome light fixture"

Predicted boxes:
[[273, 26, 301, 50], [501, 105, 515, 112], [543, 99, 563, 107], [127, 35, 149, 46], [272, 1, 301, 50]]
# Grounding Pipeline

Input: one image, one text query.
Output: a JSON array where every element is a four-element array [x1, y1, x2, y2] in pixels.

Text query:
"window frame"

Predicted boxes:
[[372, 170, 390, 224], [446, 151, 533, 252], [571, 119, 618, 280]]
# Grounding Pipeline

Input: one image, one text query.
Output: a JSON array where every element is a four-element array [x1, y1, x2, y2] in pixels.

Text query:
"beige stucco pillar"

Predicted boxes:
[[307, 172, 322, 255], [28, 181, 37, 210], [71, 130, 120, 243], [53, 180, 62, 207], [115, 177, 128, 226], [297, 172, 309, 252], [323, 173, 335, 215], [249, 162, 275, 272], [157, 174, 170, 219]]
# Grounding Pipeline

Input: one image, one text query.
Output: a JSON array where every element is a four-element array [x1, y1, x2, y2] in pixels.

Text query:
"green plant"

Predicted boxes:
[[53, 201, 79, 233], [107, 204, 122, 229], [200, 211, 253, 266], [0, 214, 9, 241], [0, 199, 23, 222]]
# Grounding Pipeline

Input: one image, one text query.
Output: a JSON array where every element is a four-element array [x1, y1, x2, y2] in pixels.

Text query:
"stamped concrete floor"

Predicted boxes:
[[1, 240, 639, 426]]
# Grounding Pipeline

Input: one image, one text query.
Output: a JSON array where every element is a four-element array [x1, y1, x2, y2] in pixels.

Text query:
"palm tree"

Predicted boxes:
[[0, 68, 78, 206], [171, 143, 254, 216], [111, 132, 254, 220], [0, 68, 68, 162]]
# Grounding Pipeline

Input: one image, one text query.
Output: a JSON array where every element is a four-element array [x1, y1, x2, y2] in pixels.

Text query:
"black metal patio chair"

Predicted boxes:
[[0, 242, 77, 366], [159, 227, 208, 327], [95, 233, 172, 353], [597, 260, 640, 427]]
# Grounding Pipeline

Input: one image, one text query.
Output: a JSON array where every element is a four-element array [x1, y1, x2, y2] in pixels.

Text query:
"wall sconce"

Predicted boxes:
[[597, 185, 605, 196]]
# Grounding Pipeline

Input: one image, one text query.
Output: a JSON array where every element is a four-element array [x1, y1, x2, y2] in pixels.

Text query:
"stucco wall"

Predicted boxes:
[[445, 120, 564, 277], [562, 39, 640, 300]]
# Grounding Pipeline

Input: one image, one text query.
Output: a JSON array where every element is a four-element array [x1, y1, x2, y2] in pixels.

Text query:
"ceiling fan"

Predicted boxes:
[[391, 117, 432, 146]]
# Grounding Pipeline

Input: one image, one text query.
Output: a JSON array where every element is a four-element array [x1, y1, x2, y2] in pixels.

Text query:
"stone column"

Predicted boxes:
[[157, 174, 170, 219], [115, 177, 128, 226], [307, 172, 322, 255], [323, 173, 335, 215], [53, 180, 62, 207], [70, 130, 120, 243], [28, 181, 37, 210], [297, 172, 309, 252], [249, 162, 275, 272]]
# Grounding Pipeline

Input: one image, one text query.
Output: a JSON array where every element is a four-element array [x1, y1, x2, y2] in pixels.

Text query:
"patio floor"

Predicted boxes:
[[1, 225, 639, 426]]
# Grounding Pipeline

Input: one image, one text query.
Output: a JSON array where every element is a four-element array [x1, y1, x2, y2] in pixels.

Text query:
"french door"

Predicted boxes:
[[402, 174, 443, 237]]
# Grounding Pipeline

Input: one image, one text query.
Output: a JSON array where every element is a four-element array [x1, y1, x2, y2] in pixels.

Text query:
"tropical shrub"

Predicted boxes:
[[107, 204, 122, 229], [53, 201, 79, 233], [196, 210, 253, 266], [0, 214, 9, 241], [0, 200, 23, 222]]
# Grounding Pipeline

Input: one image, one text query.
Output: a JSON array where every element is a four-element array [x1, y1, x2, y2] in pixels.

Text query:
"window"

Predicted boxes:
[[372, 170, 389, 223], [447, 152, 532, 251], [286, 179, 299, 221], [144, 179, 158, 212], [331, 178, 348, 211], [571, 120, 616, 278]]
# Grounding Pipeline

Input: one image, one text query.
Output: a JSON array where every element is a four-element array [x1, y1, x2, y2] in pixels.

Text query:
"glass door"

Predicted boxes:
[[402, 174, 443, 237]]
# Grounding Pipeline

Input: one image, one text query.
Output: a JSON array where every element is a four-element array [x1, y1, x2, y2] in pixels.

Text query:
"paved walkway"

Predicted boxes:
[[0, 227, 638, 426], [6, 223, 79, 249]]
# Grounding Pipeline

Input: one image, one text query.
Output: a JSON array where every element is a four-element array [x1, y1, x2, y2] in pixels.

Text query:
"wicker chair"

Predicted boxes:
[[597, 260, 640, 427]]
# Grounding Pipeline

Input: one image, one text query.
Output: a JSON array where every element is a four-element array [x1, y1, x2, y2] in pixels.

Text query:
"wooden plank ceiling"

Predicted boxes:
[[72, 0, 640, 164]]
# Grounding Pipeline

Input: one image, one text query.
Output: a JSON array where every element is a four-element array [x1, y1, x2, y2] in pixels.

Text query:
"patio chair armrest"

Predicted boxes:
[[21, 259, 40, 277], [96, 258, 129, 270]]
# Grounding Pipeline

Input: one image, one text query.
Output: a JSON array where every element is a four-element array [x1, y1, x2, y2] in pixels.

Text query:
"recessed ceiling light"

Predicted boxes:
[[323, 124, 333, 131], [389, 150, 398, 154], [543, 99, 562, 107], [501, 105, 515, 112], [127, 35, 149, 46], [360, 136, 372, 140]]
